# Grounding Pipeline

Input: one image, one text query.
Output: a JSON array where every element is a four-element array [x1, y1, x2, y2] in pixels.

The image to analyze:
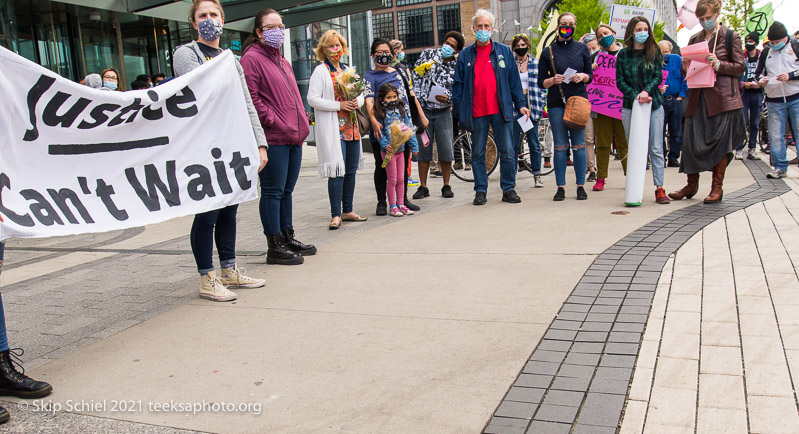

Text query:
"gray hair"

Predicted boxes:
[[658, 40, 673, 50], [472, 9, 496, 28]]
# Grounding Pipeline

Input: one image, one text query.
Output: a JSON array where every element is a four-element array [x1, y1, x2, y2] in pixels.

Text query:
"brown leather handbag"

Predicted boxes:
[[549, 46, 591, 130]]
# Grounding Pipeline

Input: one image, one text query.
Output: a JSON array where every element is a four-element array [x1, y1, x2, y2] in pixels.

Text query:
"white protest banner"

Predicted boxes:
[[610, 4, 657, 37], [0, 47, 261, 240]]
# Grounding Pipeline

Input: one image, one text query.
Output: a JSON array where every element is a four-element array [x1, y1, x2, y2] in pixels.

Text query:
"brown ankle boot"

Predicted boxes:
[[704, 159, 728, 204], [668, 173, 700, 200]]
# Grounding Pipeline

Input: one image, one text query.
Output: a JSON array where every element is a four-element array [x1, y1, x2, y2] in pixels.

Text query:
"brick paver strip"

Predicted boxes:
[[482, 160, 789, 433]]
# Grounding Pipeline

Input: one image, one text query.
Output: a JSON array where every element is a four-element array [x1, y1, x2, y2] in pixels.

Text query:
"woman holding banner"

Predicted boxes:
[[173, 0, 268, 301], [669, 0, 745, 204], [241, 9, 317, 264], [307, 29, 368, 230], [616, 16, 668, 204], [0, 216, 53, 425]]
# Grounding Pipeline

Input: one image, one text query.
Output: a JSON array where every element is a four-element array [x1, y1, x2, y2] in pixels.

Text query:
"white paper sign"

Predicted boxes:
[[427, 85, 448, 103], [610, 4, 657, 38], [0, 47, 261, 240], [517, 115, 534, 133], [563, 68, 577, 84]]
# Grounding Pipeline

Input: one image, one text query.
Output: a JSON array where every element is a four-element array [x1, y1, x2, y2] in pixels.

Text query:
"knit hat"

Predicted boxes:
[[745, 31, 759, 44], [768, 21, 788, 41]]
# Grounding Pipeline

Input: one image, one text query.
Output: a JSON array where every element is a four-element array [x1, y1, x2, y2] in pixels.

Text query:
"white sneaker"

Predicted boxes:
[[220, 264, 266, 289], [747, 148, 761, 160], [199, 271, 237, 301], [534, 175, 544, 188], [734, 149, 744, 160], [767, 169, 787, 179]]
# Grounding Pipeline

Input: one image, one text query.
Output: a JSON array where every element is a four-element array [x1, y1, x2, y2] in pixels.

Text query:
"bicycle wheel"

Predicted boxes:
[[485, 133, 499, 177], [452, 131, 499, 182], [538, 118, 555, 175], [518, 134, 533, 174]]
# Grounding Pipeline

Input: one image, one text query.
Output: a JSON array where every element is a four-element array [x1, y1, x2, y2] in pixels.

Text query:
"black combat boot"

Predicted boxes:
[[281, 227, 317, 256], [266, 233, 303, 265], [0, 349, 52, 399]]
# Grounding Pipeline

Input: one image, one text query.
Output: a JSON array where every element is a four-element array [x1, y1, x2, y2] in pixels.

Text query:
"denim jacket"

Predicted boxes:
[[452, 41, 529, 131], [378, 108, 419, 153]]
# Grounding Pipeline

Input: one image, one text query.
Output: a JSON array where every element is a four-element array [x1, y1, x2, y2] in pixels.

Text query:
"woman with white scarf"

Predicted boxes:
[[308, 29, 367, 229]]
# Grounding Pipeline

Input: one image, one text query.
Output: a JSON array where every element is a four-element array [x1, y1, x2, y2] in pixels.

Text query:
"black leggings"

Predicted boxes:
[[371, 140, 410, 203]]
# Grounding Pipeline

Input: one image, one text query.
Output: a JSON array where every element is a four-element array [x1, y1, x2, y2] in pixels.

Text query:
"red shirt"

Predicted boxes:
[[472, 42, 500, 117]]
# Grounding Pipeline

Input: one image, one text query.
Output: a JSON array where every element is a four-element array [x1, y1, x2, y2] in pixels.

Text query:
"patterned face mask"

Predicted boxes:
[[374, 53, 393, 66], [599, 34, 615, 49], [327, 49, 343, 62], [198, 18, 223, 41], [262, 28, 284, 48], [558, 25, 575, 39], [381, 100, 398, 110]]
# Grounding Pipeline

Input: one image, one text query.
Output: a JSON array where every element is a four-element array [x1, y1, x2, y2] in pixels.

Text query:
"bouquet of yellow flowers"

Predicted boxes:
[[334, 66, 365, 124], [381, 121, 415, 168]]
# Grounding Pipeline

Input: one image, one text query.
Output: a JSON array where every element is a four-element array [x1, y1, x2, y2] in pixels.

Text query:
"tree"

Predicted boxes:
[[723, 0, 755, 37]]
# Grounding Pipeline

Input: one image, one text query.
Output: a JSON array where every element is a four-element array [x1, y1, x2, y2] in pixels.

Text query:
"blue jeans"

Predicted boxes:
[[662, 98, 683, 163], [0, 242, 8, 351], [512, 115, 542, 174], [259, 145, 302, 235], [471, 114, 516, 192], [741, 92, 763, 150], [549, 107, 587, 187], [622, 106, 666, 186], [329, 140, 360, 217], [767, 99, 799, 171], [190, 206, 238, 274]]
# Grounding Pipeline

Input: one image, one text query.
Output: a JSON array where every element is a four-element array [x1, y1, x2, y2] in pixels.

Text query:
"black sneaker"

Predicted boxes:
[[473, 191, 487, 205], [404, 200, 421, 211], [576, 186, 588, 200], [553, 187, 565, 201], [412, 186, 430, 199], [502, 190, 521, 203], [376, 201, 387, 216], [667, 160, 680, 167], [0, 405, 8, 424], [587, 172, 597, 182], [441, 184, 454, 198]]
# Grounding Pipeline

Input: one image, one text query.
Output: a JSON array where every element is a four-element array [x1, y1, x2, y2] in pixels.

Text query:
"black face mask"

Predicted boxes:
[[381, 100, 398, 110], [374, 53, 393, 66], [514, 47, 528, 57], [745, 43, 756, 51]]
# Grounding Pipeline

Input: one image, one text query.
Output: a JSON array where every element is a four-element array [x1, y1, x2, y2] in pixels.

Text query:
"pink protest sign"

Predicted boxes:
[[587, 53, 623, 119]]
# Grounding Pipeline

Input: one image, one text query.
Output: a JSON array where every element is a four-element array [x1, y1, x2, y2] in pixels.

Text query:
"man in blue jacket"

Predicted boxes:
[[659, 40, 687, 167], [452, 9, 531, 205]]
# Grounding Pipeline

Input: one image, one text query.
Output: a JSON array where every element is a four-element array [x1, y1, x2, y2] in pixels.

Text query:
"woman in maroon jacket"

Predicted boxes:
[[240, 9, 316, 265]]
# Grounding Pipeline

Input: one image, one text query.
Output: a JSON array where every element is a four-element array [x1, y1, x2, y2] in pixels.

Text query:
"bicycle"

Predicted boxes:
[[451, 118, 555, 182]]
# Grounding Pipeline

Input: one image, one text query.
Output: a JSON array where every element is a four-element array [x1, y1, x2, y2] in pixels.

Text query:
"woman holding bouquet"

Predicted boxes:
[[308, 30, 368, 230]]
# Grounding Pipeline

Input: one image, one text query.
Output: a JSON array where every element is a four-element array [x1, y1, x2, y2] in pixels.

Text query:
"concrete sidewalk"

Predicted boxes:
[[0, 145, 776, 433]]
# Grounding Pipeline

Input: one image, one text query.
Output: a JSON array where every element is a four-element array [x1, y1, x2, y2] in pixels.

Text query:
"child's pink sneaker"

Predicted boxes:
[[399, 205, 414, 215], [390, 206, 404, 217]]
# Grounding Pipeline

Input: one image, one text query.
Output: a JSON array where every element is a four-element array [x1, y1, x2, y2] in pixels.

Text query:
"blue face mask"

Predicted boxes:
[[102, 81, 118, 91], [771, 40, 787, 51], [476, 30, 491, 43], [441, 44, 455, 58], [397, 51, 405, 61], [634, 31, 649, 44], [599, 34, 615, 48], [663, 54, 671, 63], [701, 18, 716, 31]]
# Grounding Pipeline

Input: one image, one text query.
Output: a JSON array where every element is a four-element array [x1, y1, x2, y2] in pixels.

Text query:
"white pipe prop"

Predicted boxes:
[[624, 101, 652, 206]]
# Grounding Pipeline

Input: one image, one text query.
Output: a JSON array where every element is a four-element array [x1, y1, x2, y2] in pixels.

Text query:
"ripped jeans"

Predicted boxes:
[[549, 107, 587, 186]]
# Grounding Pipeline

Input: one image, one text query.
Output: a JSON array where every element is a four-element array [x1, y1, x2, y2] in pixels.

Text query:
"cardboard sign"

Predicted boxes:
[[610, 4, 657, 37], [586, 53, 623, 119]]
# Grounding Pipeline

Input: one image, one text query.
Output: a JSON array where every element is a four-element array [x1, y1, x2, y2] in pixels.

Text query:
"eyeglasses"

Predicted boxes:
[[102, 75, 117, 80], [262, 24, 285, 31], [374, 50, 391, 55]]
